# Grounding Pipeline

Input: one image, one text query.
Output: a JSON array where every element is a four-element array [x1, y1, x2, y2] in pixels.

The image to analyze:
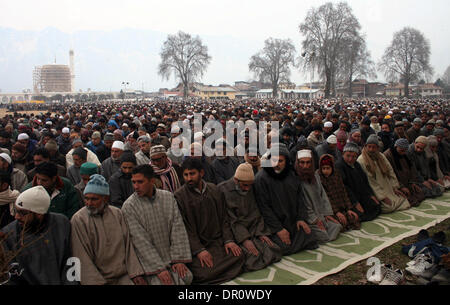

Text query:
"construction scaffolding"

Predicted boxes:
[[33, 64, 72, 93]]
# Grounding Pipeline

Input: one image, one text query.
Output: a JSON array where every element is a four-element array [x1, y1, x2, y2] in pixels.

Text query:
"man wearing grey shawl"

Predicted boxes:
[[295, 149, 342, 243]]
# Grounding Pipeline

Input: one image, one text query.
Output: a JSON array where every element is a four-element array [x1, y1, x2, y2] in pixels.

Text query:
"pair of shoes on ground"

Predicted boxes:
[[417, 229, 446, 244], [367, 263, 405, 285], [405, 253, 436, 277]]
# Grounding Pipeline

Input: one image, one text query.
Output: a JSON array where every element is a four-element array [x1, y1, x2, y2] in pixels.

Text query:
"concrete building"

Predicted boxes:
[[33, 50, 74, 93]]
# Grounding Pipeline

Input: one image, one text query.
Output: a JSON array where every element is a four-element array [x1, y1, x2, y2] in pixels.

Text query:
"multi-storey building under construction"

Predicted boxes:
[[33, 50, 75, 93]]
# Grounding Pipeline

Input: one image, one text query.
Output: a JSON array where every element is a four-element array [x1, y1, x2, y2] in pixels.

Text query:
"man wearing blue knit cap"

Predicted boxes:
[[70, 174, 147, 285]]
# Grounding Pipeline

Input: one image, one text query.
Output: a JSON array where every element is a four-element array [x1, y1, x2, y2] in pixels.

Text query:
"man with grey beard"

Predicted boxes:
[[218, 163, 282, 272], [70, 174, 147, 285]]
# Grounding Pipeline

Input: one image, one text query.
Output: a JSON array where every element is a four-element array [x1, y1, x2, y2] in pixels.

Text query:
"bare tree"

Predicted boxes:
[[158, 31, 212, 98], [299, 2, 361, 98], [442, 65, 450, 88], [378, 27, 433, 98], [338, 34, 376, 97], [249, 38, 296, 98]]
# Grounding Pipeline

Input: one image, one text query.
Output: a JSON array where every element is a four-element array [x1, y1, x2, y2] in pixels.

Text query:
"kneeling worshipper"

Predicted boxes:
[[70, 174, 147, 285], [296, 150, 342, 243], [218, 163, 282, 272], [1, 186, 75, 285], [175, 158, 245, 284], [253, 144, 319, 255], [357, 135, 411, 214]]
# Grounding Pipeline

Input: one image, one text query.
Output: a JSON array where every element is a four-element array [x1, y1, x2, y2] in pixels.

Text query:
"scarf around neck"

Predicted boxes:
[[150, 157, 181, 193]]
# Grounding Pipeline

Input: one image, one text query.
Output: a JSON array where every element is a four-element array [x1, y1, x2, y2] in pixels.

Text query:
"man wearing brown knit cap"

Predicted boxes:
[[218, 163, 282, 272]]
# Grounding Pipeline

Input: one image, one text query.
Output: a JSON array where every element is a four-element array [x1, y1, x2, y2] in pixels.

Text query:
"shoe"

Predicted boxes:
[[432, 231, 446, 244], [367, 264, 393, 284], [417, 229, 429, 242], [419, 264, 440, 280], [430, 268, 450, 284], [379, 268, 405, 285], [405, 254, 434, 276], [407, 253, 429, 267]]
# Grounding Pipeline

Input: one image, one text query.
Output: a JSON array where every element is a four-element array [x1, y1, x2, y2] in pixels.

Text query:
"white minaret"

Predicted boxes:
[[69, 49, 75, 93]]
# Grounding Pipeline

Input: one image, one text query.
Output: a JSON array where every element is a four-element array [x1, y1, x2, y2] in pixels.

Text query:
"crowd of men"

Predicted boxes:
[[0, 96, 449, 285]]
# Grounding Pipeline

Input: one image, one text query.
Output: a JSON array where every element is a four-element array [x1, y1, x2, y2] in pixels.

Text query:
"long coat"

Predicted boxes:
[[174, 182, 245, 285], [253, 167, 318, 255], [70, 206, 145, 285], [357, 153, 410, 214], [335, 159, 381, 222], [384, 148, 425, 207], [218, 178, 282, 272], [1, 213, 75, 285]]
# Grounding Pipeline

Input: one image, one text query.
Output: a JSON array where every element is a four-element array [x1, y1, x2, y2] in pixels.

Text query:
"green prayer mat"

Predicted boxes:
[[226, 191, 450, 285]]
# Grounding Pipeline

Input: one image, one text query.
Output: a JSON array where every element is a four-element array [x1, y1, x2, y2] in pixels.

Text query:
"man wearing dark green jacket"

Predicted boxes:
[[22, 161, 81, 219]]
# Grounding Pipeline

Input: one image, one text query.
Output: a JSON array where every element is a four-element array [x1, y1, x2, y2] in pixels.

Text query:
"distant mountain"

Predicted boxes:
[[0, 27, 262, 93]]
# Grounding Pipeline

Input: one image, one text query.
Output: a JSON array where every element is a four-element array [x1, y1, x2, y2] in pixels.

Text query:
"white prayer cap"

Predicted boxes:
[[327, 135, 337, 145], [324, 121, 333, 128], [112, 141, 124, 150], [62, 127, 70, 134], [297, 149, 312, 160], [18, 133, 29, 140], [0, 153, 12, 164], [122, 123, 128, 127], [15, 186, 50, 215]]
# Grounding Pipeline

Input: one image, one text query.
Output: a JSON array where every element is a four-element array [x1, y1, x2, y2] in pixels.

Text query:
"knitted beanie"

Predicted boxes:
[[394, 138, 409, 150], [80, 162, 99, 176], [83, 174, 110, 196], [234, 163, 254, 182]]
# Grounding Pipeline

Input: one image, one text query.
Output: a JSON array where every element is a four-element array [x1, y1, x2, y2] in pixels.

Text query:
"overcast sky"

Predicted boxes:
[[1, 0, 449, 91]]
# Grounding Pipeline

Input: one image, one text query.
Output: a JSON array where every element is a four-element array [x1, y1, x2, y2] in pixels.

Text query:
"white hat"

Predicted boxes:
[[0, 153, 11, 164], [15, 186, 51, 215], [46, 121, 53, 126], [327, 135, 337, 145], [112, 141, 124, 150], [297, 149, 312, 160], [17, 133, 29, 140], [62, 127, 70, 134], [324, 121, 333, 128], [122, 123, 128, 127]]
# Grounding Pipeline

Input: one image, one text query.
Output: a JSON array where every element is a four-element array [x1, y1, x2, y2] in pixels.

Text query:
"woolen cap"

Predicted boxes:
[[92, 131, 101, 139], [395, 138, 409, 150], [15, 186, 50, 215], [84, 174, 110, 196], [104, 133, 115, 141], [343, 142, 360, 153], [234, 163, 254, 182], [150, 145, 167, 157], [366, 134, 379, 145], [415, 136, 428, 145], [80, 162, 99, 176]]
